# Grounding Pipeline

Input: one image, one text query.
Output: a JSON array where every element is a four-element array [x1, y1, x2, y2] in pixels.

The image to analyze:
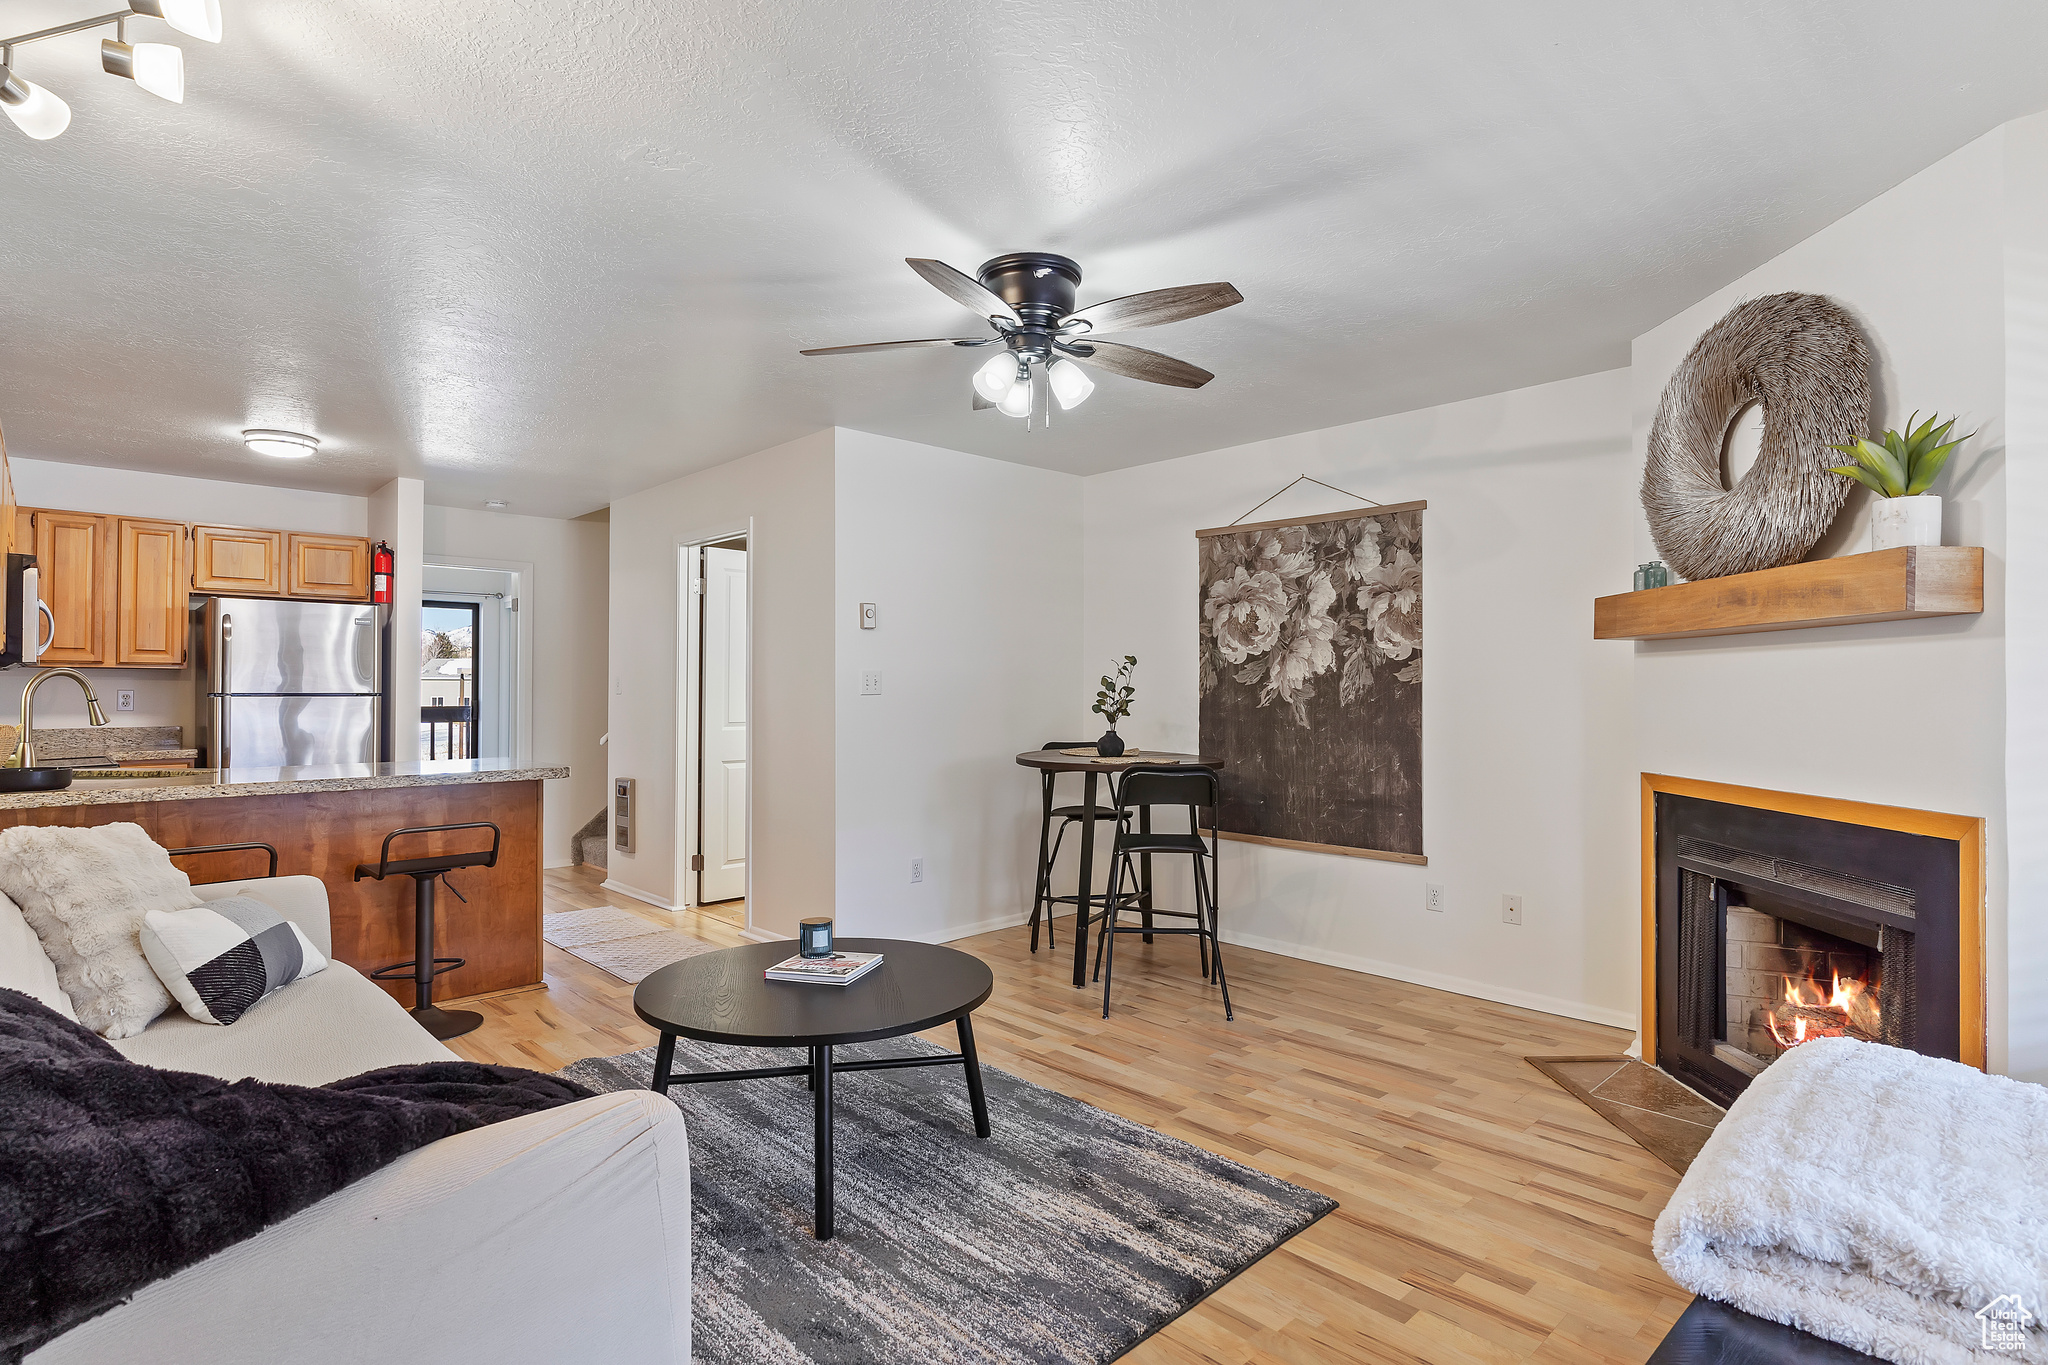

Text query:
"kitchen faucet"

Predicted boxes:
[[9, 668, 109, 769]]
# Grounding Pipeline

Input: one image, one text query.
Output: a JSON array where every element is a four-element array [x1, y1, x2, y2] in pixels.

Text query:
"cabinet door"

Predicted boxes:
[[192, 525, 283, 596], [286, 533, 371, 600], [33, 510, 110, 666], [116, 518, 188, 667]]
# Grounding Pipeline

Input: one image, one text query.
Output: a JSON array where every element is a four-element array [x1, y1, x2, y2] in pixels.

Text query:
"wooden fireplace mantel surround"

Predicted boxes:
[[1639, 773, 1986, 1070]]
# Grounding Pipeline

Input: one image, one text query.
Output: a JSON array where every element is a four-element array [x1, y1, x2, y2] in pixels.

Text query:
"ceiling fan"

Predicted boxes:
[[800, 253, 1242, 423]]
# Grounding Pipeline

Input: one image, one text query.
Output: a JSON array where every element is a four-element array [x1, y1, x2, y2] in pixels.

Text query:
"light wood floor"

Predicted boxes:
[[452, 867, 1689, 1363]]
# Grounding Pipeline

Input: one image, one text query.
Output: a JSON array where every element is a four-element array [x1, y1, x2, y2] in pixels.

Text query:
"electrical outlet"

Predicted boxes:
[[910, 857, 923, 884], [115, 690, 135, 712], [1425, 882, 1444, 913], [860, 671, 881, 696], [1502, 894, 1524, 925]]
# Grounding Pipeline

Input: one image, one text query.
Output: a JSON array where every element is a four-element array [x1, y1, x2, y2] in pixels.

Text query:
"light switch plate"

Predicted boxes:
[[859, 602, 877, 629], [116, 690, 135, 712], [860, 671, 881, 695]]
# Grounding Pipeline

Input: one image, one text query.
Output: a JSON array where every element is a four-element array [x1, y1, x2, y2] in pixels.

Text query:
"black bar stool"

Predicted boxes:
[[354, 822, 501, 1040], [1028, 739, 1128, 952], [1094, 765, 1232, 1021]]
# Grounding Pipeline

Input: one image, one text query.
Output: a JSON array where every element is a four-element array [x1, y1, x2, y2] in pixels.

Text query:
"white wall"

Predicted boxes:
[[833, 429, 1083, 942], [2, 458, 370, 734], [1081, 370, 1639, 1026], [1628, 127, 2018, 1070], [2003, 113, 2048, 1084], [607, 430, 836, 932], [370, 478, 425, 762], [424, 506, 609, 867]]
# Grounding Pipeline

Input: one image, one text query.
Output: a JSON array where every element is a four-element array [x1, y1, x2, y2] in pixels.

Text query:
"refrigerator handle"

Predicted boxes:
[[218, 615, 232, 768]]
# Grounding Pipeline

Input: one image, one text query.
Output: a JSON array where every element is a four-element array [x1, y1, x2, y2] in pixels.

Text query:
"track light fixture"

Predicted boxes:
[[0, 0, 224, 140]]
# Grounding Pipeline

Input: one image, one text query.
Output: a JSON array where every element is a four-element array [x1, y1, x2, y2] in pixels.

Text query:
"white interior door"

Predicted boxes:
[[698, 546, 748, 902]]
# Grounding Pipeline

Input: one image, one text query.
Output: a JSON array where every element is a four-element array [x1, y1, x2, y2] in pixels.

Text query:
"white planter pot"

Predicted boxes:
[[1870, 495, 1942, 552]]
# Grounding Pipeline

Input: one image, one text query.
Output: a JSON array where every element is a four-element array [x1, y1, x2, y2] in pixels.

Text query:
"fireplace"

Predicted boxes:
[[1645, 776, 1982, 1107]]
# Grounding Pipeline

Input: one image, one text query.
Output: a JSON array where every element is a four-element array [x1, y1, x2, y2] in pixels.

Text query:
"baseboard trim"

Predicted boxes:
[[934, 911, 1033, 944], [740, 926, 786, 944], [1219, 928, 1636, 1030], [601, 879, 677, 911]]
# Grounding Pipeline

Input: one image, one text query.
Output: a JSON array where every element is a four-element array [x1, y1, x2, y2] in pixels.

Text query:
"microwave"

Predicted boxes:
[[0, 553, 49, 667]]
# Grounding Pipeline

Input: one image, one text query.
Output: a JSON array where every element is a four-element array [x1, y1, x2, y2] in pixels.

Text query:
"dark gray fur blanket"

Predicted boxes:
[[0, 988, 594, 1360]]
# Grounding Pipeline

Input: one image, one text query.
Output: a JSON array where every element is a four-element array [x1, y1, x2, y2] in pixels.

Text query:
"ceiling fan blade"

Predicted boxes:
[[906, 258, 1022, 328], [1063, 282, 1242, 334], [1062, 339, 1214, 389], [799, 337, 996, 356]]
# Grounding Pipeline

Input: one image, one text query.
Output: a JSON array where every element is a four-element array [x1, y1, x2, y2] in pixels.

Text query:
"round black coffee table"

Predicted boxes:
[[633, 937, 994, 1240]]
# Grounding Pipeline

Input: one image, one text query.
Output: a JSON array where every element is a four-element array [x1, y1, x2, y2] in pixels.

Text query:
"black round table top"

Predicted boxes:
[[1014, 748, 1225, 773], [632, 938, 994, 1048]]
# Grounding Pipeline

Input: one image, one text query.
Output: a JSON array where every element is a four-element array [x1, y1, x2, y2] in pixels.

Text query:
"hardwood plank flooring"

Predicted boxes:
[[453, 867, 1687, 1362]]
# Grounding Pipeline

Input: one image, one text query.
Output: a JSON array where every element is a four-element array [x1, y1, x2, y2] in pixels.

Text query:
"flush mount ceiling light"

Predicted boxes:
[[242, 429, 318, 459], [1, 0, 223, 140], [800, 254, 1241, 429], [484, 500, 508, 510]]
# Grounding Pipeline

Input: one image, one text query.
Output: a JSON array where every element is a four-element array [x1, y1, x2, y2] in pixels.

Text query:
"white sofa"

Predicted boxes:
[[5, 875, 691, 1365]]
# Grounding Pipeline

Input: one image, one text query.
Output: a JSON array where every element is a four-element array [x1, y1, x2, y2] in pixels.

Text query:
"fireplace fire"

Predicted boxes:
[[1722, 902, 1881, 1061]]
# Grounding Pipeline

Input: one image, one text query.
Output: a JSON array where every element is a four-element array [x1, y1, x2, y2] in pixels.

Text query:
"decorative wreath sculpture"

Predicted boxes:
[[1642, 292, 1870, 582]]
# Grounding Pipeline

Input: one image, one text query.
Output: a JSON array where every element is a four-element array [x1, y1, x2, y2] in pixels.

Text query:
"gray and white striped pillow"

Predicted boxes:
[[139, 896, 328, 1026]]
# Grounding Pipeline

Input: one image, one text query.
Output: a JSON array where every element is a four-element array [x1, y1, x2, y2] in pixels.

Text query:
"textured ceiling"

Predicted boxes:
[[2, 0, 2046, 515]]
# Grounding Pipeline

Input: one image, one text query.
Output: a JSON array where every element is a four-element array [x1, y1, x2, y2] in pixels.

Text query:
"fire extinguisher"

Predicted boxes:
[[371, 541, 394, 605]]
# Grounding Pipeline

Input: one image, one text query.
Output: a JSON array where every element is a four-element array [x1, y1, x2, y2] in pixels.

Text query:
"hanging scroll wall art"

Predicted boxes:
[[1197, 497, 1425, 864]]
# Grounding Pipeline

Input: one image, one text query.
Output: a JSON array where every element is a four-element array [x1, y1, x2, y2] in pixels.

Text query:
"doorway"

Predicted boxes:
[[681, 537, 748, 912], [420, 560, 526, 764], [421, 600, 479, 758]]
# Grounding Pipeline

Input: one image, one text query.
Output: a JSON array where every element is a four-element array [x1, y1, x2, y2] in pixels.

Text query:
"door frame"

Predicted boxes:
[[421, 556, 533, 765], [675, 526, 753, 926]]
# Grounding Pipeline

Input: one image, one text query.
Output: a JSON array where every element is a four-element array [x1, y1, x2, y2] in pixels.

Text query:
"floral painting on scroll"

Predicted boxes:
[[1198, 506, 1422, 857]]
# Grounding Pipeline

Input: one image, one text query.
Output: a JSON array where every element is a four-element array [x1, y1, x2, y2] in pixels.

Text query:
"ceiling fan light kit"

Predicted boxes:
[[1, 0, 223, 140], [801, 251, 1241, 427]]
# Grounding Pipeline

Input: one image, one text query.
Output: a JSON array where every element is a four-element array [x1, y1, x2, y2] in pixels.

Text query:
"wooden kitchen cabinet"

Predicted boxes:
[[115, 517, 188, 667], [192, 524, 284, 596], [286, 532, 372, 600], [29, 509, 112, 666]]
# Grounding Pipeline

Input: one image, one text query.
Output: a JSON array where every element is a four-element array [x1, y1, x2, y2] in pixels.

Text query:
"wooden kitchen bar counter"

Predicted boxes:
[[0, 759, 567, 1005]]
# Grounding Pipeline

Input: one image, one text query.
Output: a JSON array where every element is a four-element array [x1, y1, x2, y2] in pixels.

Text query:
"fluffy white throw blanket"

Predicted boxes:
[[1654, 1037, 2048, 1364]]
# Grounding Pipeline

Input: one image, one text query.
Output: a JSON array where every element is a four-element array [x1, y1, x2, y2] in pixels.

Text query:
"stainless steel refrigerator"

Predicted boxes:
[[195, 598, 383, 768]]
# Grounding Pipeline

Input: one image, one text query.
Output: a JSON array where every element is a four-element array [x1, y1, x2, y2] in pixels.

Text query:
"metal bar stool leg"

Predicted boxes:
[[1029, 773, 1055, 953], [1100, 851, 1128, 1016]]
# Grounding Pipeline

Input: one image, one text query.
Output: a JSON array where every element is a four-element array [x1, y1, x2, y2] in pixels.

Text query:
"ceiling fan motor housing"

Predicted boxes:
[[977, 252, 1080, 329]]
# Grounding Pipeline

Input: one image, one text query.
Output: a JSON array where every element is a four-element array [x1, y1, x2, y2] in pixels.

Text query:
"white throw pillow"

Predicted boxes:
[[0, 822, 200, 1038], [140, 895, 327, 1025], [0, 886, 77, 1022]]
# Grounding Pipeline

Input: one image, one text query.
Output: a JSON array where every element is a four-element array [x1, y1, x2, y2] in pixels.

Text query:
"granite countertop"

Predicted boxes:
[[0, 759, 570, 810]]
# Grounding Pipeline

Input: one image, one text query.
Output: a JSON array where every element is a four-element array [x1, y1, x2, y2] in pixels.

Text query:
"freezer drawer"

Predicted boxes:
[[213, 695, 379, 768]]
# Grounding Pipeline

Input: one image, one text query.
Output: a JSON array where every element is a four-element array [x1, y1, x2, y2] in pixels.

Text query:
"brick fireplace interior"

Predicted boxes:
[[1645, 777, 1982, 1108]]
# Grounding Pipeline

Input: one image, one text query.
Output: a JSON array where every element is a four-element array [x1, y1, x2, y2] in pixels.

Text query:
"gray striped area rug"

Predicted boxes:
[[559, 1037, 1335, 1364]]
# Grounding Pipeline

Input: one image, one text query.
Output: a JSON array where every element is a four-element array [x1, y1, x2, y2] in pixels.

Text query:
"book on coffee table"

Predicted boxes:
[[765, 951, 883, 986]]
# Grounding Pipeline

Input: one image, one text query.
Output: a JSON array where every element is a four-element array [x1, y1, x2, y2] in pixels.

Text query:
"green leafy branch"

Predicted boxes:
[[1092, 655, 1137, 725], [1828, 412, 1970, 499]]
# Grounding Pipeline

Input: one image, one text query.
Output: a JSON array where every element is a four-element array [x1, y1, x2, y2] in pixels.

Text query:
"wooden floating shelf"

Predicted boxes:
[[1594, 545, 1983, 641]]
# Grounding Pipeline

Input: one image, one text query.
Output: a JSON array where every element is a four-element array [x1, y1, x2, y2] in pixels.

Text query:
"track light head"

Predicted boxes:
[[129, 0, 221, 44], [0, 66, 70, 140], [102, 39, 184, 103]]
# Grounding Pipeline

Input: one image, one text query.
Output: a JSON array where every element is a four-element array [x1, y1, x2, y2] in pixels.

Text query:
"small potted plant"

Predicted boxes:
[[1092, 656, 1136, 756], [1828, 412, 1969, 552]]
